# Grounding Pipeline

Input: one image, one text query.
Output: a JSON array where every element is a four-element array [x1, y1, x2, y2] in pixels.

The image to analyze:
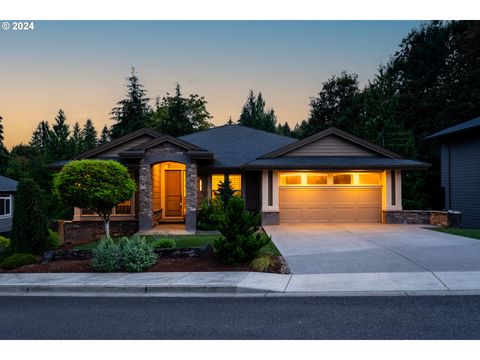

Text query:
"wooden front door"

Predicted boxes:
[[165, 170, 183, 217]]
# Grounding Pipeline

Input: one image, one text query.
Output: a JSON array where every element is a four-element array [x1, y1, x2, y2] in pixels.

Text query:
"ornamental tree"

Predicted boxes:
[[53, 160, 136, 238]]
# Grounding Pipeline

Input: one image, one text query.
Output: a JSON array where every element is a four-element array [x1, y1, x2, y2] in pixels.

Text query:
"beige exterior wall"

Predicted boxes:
[[285, 135, 377, 157]]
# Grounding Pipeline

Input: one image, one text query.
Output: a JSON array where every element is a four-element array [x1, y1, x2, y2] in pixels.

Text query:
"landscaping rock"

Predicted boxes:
[[198, 244, 214, 259], [53, 249, 94, 261], [42, 250, 56, 264]]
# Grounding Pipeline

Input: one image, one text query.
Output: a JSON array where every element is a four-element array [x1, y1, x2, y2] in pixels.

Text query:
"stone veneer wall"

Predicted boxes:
[[63, 220, 139, 245], [383, 210, 461, 227]]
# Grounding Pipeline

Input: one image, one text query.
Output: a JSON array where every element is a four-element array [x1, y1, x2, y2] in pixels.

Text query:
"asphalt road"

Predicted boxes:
[[1, 295, 479, 339]]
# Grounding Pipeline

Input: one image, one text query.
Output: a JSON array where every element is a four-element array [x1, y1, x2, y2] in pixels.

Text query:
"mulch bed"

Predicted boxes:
[[0, 255, 288, 274]]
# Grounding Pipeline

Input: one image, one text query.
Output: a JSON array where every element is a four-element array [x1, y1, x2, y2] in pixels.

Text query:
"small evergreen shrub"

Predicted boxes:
[[251, 254, 275, 272], [47, 230, 61, 249], [213, 196, 270, 264], [92, 237, 121, 272], [149, 237, 176, 249], [196, 198, 223, 230], [215, 178, 235, 207], [119, 236, 157, 272], [0, 236, 11, 252], [0, 253, 37, 269]]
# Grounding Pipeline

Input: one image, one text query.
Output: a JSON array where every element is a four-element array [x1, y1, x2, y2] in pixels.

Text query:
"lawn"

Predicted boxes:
[[430, 227, 480, 240], [74, 233, 281, 256]]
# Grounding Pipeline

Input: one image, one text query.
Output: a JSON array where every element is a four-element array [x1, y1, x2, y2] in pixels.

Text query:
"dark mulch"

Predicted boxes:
[[0, 255, 288, 274]]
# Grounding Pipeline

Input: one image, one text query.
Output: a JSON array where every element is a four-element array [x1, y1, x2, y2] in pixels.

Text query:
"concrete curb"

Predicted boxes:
[[1, 271, 480, 297]]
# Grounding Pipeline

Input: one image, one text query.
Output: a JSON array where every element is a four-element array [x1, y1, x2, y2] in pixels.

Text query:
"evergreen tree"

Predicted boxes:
[[226, 116, 234, 125], [238, 90, 277, 132], [11, 178, 50, 254], [215, 177, 236, 207], [151, 84, 213, 137], [47, 109, 71, 160], [99, 125, 110, 145], [0, 115, 8, 168], [70, 121, 83, 155], [110, 68, 152, 139], [276, 122, 292, 137], [30, 121, 51, 152], [82, 119, 98, 151]]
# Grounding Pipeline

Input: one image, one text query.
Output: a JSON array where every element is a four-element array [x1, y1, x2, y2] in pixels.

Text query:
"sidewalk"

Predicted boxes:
[[1, 270, 480, 296]]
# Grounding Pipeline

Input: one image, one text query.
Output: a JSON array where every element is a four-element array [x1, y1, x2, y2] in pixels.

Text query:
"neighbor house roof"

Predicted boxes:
[[426, 116, 480, 140], [0, 175, 18, 192], [244, 156, 430, 170], [179, 124, 297, 168]]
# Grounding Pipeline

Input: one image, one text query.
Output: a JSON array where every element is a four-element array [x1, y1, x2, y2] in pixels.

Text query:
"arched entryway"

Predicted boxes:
[[151, 161, 187, 225]]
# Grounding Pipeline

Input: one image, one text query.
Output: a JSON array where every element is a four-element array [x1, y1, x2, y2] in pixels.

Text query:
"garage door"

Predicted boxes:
[[279, 187, 382, 223]]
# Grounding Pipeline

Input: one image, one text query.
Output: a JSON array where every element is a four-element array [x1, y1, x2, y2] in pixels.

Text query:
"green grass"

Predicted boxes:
[[430, 227, 480, 240], [74, 233, 281, 256]]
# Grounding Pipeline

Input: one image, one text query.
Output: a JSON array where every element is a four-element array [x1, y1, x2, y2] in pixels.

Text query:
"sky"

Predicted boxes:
[[0, 20, 422, 148]]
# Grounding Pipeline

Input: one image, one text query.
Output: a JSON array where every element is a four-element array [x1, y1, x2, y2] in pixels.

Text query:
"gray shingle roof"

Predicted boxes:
[[0, 175, 18, 192], [244, 156, 430, 170], [179, 125, 297, 168], [426, 116, 480, 140]]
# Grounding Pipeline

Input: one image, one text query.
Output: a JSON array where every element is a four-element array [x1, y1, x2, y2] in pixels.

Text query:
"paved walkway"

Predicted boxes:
[[264, 223, 480, 274], [1, 270, 480, 296]]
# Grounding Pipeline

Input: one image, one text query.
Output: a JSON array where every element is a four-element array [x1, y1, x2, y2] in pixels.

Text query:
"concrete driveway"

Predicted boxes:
[[264, 224, 480, 274]]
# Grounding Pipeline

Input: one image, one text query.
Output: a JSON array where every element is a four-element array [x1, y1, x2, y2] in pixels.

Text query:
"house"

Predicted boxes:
[[0, 175, 18, 234], [426, 116, 480, 228], [50, 125, 429, 241]]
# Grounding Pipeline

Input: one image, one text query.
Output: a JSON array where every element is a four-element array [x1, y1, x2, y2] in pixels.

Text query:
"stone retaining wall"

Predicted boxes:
[[62, 220, 139, 245], [383, 210, 461, 227]]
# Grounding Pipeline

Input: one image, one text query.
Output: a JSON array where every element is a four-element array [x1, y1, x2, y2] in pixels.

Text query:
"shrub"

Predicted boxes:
[[119, 235, 157, 272], [196, 198, 224, 230], [11, 178, 50, 254], [92, 237, 121, 272], [47, 230, 61, 250], [251, 254, 275, 272], [0, 236, 11, 252], [149, 237, 176, 249], [0, 253, 37, 269], [213, 196, 270, 264], [215, 178, 235, 207]]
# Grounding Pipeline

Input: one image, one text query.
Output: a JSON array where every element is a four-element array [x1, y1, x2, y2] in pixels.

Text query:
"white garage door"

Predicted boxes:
[[279, 187, 382, 223]]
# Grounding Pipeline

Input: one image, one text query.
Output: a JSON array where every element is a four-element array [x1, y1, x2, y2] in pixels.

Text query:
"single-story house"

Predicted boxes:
[[426, 116, 480, 228], [50, 125, 430, 239], [0, 175, 18, 234]]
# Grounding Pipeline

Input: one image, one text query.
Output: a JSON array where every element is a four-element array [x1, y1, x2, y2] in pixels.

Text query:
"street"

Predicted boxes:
[[1, 295, 479, 339]]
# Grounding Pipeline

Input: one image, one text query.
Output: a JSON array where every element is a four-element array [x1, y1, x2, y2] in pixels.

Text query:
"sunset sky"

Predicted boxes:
[[0, 20, 422, 149]]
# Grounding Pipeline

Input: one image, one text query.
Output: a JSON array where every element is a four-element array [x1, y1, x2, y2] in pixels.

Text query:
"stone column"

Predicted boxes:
[[138, 159, 153, 230], [185, 161, 197, 232]]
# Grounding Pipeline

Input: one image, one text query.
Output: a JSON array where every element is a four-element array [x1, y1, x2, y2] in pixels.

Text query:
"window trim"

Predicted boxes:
[[279, 172, 382, 187], [0, 194, 13, 218]]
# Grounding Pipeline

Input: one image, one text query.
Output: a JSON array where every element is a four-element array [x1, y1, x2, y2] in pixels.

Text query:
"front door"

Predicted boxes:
[[165, 170, 182, 217]]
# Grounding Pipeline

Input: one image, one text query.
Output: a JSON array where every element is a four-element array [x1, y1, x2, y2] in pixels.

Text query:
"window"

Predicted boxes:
[[307, 174, 327, 185], [359, 173, 380, 185], [285, 175, 302, 185], [115, 199, 132, 215], [333, 174, 352, 185], [0, 195, 12, 217], [81, 208, 95, 215], [211, 173, 242, 198]]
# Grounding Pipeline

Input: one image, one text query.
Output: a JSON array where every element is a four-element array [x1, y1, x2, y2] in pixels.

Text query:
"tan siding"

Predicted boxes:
[[285, 134, 377, 157], [151, 164, 162, 211], [95, 136, 153, 158]]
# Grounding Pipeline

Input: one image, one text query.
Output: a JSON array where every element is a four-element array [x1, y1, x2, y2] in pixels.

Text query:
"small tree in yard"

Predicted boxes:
[[53, 160, 136, 238], [215, 177, 236, 207], [213, 196, 269, 264], [11, 178, 50, 254]]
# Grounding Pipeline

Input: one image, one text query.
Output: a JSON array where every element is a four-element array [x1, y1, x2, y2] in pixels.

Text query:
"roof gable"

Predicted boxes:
[[426, 116, 480, 140], [129, 135, 207, 152], [260, 127, 400, 159], [0, 175, 18, 192], [74, 128, 162, 159]]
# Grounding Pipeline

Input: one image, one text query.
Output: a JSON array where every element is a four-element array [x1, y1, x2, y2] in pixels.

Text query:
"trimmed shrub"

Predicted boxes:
[[47, 230, 61, 250], [196, 199, 223, 230], [251, 254, 275, 272], [0, 236, 11, 252], [92, 237, 121, 272], [213, 196, 270, 264], [11, 178, 50, 254], [149, 237, 176, 249], [0, 253, 37, 269], [119, 236, 157, 272]]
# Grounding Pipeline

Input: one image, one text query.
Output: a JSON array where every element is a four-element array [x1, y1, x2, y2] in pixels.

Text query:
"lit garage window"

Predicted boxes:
[[285, 175, 302, 185], [307, 174, 327, 185], [359, 173, 380, 185], [333, 174, 352, 185]]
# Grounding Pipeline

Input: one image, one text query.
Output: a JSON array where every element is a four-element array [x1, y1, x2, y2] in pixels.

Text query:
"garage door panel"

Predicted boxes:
[[279, 187, 381, 223]]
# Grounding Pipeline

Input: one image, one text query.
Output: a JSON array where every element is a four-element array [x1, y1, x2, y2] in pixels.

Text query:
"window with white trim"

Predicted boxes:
[[0, 194, 12, 217]]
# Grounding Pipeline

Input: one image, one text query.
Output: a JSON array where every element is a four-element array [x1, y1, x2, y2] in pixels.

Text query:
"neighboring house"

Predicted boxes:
[[0, 175, 18, 234], [426, 116, 480, 228], [50, 125, 429, 236]]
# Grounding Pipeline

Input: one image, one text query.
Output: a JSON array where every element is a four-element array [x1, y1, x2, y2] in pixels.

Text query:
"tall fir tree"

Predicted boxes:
[[82, 119, 98, 151], [238, 90, 277, 132], [47, 109, 71, 160], [0, 115, 8, 168], [70, 121, 83, 156], [99, 125, 110, 145], [110, 68, 152, 139], [30, 121, 51, 152]]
